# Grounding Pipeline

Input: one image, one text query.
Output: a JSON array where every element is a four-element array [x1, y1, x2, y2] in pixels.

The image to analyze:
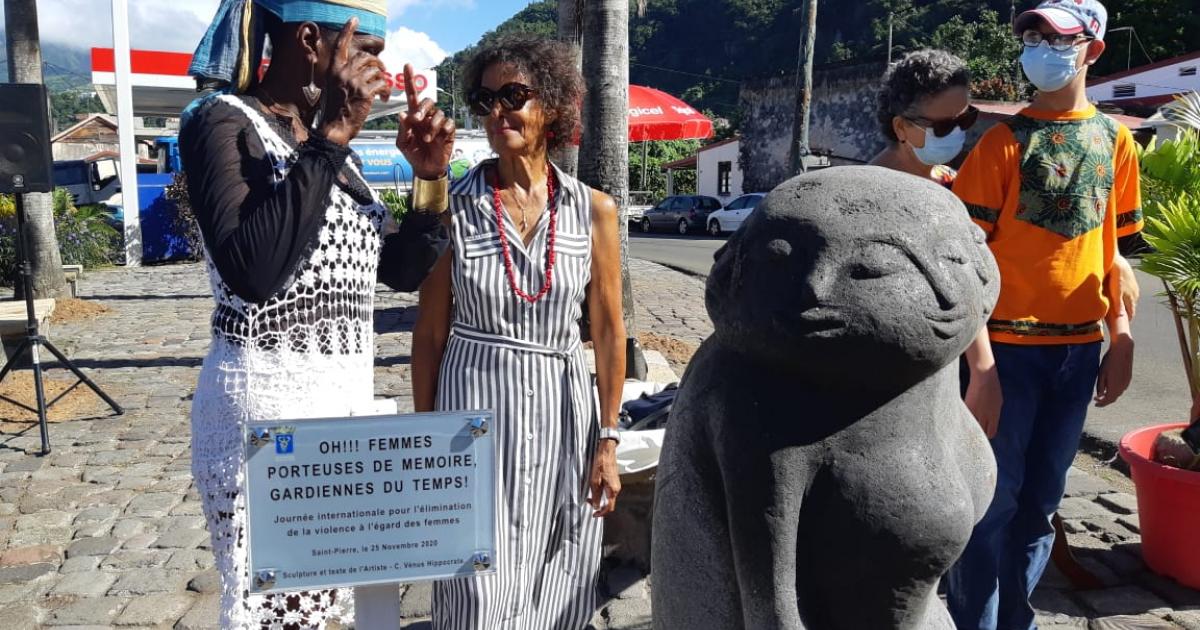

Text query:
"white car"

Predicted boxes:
[[707, 193, 765, 236], [626, 204, 651, 225]]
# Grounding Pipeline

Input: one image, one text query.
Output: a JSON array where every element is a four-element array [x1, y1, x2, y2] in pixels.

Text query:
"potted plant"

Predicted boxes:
[[1119, 92, 1200, 590]]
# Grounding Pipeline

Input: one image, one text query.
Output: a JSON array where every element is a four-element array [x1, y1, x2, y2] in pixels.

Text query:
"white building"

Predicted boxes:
[[1087, 51, 1200, 110], [695, 137, 744, 202]]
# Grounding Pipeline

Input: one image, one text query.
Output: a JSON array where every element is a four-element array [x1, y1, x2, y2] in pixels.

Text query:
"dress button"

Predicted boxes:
[[524, 476, 532, 485], [525, 389, 534, 397], [526, 433, 534, 441]]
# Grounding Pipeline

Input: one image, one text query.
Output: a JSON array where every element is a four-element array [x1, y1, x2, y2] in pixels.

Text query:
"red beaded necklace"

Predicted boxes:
[[490, 163, 558, 304]]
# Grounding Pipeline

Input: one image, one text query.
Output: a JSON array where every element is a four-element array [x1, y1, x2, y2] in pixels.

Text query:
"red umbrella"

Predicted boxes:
[[628, 85, 714, 141]]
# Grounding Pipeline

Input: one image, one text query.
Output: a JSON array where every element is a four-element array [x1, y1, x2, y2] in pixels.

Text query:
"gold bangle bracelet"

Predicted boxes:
[[412, 175, 449, 214]]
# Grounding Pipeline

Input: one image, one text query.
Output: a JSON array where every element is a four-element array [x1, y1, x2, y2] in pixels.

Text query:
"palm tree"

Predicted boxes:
[[553, 0, 583, 176], [579, 0, 638, 370], [4, 0, 66, 298], [1138, 92, 1200, 397]]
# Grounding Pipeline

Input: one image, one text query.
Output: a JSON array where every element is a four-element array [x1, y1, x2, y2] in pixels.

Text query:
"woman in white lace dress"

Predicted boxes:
[[181, 3, 455, 627]]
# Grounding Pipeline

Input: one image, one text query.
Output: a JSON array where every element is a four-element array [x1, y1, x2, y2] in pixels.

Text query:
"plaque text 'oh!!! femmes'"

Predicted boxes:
[[243, 412, 498, 593]]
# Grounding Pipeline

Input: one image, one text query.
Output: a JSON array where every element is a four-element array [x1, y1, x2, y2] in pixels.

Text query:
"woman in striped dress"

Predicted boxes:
[[410, 34, 626, 630]]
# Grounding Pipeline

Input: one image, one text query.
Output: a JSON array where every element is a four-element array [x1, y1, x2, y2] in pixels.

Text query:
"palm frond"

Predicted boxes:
[[1163, 91, 1200, 131], [1142, 192, 1200, 307]]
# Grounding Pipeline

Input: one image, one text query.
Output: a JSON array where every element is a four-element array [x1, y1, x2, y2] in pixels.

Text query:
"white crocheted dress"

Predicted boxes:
[[189, 95, 385, 629]]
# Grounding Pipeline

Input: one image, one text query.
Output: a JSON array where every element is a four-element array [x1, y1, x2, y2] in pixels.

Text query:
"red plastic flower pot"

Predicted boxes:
[[1119, 423, 1200, 590]]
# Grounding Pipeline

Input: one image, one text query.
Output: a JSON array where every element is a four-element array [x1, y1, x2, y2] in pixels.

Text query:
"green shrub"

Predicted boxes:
[[1139, 131, 1200, 225], [0, 203, 15, 286], [51, 189, 120, 268], [379, 189, 409, 222], [165, 172, 205, 261], [0, 189, 121, 287]]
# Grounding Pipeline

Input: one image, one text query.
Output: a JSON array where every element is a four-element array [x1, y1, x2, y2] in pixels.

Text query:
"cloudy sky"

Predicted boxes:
[[4, 0, 532, 70]]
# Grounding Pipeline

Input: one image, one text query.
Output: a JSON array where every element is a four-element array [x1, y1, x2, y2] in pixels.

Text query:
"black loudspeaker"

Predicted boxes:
[[0, 83, 53, 194]]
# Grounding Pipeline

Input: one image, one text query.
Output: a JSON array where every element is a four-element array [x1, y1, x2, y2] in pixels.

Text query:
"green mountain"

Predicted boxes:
[[436, 0, 1200, 123], [0, 35, 108, 130], [0, 33, 95, 92]]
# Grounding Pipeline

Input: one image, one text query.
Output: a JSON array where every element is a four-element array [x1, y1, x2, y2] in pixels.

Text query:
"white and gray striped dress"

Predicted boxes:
[[431, 160, 601, 630]]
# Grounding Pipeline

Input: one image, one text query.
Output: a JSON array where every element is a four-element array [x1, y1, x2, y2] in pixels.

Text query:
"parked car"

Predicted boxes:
[[53, 157, 121, 207], [639, 195, 723, 235], [706, 193, 766, 236], [626, 203, 650, 225]]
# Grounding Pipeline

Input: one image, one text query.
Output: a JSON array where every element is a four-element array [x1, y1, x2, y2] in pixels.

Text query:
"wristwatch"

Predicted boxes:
[[598, 427, 621, 445]]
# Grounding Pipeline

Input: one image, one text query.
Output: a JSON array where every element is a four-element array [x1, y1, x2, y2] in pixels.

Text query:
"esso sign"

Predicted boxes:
[[384, 69, 438, 103]]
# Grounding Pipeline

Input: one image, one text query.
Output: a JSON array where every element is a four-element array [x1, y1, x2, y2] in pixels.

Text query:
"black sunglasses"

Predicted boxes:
[[905, 105, 980, 138], [467, 82, 537, 116]]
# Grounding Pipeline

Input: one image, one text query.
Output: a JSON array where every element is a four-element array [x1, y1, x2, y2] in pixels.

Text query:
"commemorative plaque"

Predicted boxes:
[[243, 411, 497, 594]]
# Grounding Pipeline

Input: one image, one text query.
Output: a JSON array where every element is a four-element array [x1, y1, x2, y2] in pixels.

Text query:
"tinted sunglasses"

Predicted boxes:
[[468, 82, 537, 116], [904, 105, 979, 138]]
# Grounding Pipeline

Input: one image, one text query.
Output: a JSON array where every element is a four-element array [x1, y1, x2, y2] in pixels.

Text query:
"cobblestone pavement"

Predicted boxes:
[[629, 258, 712, 349], [0, 260, 1195, 629]]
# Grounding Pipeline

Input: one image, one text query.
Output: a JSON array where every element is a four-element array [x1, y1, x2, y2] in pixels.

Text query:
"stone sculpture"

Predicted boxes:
[[651, 166, 1000, 630]]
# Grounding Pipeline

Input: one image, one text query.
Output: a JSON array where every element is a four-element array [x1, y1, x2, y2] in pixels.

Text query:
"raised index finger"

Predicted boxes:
[[334, 17, 358, 65], [403, 63, 419, 111]]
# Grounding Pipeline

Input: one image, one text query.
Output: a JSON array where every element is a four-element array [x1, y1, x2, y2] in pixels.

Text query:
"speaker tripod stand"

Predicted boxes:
[[0, 195, 122, 455]]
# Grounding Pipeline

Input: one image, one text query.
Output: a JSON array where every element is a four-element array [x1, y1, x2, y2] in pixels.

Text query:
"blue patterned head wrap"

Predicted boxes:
[[187, 0, 387, 94]]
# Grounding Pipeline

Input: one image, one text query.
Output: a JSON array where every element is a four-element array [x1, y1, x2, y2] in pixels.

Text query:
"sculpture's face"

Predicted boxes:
[[706, 166, 998, 388]]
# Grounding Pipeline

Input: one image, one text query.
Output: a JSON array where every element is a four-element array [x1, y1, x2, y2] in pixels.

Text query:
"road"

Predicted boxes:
[[630, 232, 724, 277], [630, 232, 1192, 449]]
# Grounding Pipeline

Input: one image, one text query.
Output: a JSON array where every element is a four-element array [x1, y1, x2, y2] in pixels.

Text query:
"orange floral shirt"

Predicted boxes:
[[952, 106, 1143, 346]]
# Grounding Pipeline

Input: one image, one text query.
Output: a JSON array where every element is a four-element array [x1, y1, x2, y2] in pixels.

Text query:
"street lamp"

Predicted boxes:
[[1107, 26, 1152, 71], [436, 86, 470, 130]]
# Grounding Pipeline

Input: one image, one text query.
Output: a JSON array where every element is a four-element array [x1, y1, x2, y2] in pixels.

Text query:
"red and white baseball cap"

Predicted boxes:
[[1015, 0, 1108, 41]]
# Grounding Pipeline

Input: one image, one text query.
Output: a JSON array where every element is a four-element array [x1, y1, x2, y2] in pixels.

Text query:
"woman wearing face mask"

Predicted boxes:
[[411, 34, 625, 629], [870, 49, 978, 187], [869, 49, 1003, 443]]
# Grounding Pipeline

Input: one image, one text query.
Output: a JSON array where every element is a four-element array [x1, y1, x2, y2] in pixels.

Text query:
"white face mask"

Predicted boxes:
[[911, 126, 966, 166], [1020, 41, 1083, 93]]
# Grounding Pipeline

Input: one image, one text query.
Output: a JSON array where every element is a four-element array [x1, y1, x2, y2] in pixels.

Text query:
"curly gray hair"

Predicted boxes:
[[876, 49, 970, 143]]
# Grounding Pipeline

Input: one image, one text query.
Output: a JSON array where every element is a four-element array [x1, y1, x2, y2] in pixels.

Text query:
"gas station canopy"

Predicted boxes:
[[91, 47, 438, 120]]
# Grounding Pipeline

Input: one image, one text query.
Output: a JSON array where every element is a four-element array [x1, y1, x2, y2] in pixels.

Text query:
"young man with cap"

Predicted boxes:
[[945, 1, 1142, 628]]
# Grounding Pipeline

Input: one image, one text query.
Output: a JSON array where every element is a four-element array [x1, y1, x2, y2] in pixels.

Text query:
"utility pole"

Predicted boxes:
[[449, 66, 458, 127], [4, 0, 66, 297], [1106, 27, 1136, 71], [790, 0, 818, 175], [887, 12, 894, 65], [1010, 0, 1021, 87], [111, 0, 142, 266]]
